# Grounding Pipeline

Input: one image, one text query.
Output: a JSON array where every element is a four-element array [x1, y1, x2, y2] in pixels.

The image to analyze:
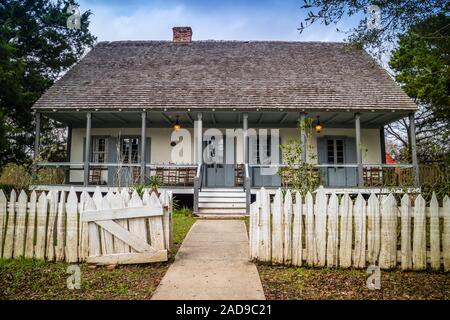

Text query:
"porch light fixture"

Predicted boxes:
[[315, 117, 323, 133], [173, 116, 181, 130]]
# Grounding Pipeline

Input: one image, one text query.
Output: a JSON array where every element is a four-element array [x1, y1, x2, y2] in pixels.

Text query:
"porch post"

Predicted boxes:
[[197, 113, 203, 165], [243, 113, 248, 163], [193, 113, 203, 215], [83, 112, 92, 187], [355, 112, 364, 187], [32, 112, 41, 181], [380, 126, 386, 164], [409, 113, 420, 187], [300, 112, 307, 162], [140, 111, 147, 183]]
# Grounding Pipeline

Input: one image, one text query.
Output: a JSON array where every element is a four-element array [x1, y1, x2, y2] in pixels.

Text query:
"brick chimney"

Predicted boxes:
[[172, 27, 192, 43]]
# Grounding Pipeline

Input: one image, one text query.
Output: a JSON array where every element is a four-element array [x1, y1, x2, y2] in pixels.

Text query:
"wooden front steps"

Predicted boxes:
[[198, 188, 247, 215]]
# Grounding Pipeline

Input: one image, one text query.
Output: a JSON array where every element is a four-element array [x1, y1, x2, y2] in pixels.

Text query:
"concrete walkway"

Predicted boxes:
[[151, 220, 265, 300]]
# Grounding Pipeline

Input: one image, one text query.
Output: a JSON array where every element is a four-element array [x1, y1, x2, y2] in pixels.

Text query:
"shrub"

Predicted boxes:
[[0, 163, 32, 191]]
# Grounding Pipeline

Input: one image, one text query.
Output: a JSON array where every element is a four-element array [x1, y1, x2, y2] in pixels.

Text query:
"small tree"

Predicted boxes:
[[278, 117, 320, 196]]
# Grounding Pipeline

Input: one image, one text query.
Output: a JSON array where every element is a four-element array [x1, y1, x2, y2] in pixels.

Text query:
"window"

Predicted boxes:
[[92, 137, 107, 163], [326, 139, 345, 164], [121, 137, 140, 163]]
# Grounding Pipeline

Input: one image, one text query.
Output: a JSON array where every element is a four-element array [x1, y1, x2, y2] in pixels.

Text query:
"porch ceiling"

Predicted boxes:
[[44, 109, 411, 129]]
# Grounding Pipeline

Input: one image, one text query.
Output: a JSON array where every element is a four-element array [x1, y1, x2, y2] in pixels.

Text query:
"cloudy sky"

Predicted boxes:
[[77, 0, 364, 42]]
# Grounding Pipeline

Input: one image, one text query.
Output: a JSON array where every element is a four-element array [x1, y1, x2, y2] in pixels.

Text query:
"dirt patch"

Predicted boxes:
[[258, 265, 450, 300]]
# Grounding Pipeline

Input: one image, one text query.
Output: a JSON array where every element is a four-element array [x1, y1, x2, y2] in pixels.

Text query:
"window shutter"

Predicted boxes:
[[108, 137, 118, 186], [345, 137, 357, 187]]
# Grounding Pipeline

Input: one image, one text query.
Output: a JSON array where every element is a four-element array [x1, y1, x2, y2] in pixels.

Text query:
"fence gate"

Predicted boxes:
[[81, 190, 171, 265]]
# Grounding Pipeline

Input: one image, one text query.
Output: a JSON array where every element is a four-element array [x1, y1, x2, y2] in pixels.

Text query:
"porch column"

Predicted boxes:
[[83, 112, 92, 187], [300, 112, 307, 162], [32, 112, 41, 180], [140, 111, 147, 183], [355, 113, 364, 187], [65, 126, 72, 183], [243, 113, 248, 163], [197, 113, 203, 164], [380, 126, 386, 164], [409, 113, 420, 187]]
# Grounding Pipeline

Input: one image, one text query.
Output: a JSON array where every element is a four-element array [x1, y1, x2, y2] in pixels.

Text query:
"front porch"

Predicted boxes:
[[33, 108, 421, 214]]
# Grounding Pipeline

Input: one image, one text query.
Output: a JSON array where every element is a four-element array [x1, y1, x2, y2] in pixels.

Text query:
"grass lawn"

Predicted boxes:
[[0, 210, 196, 300], [258, 265, 450, 300]]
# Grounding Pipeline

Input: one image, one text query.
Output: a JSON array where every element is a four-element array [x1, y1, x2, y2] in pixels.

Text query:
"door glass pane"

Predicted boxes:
[[336, 139, 344, 164], [92, 138, 107, 163], [121, 138, 140, 163], [327, 140, 334, 163]]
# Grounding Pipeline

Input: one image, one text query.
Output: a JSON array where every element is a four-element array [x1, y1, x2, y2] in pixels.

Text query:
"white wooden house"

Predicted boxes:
[[32, 27, 418, 215]]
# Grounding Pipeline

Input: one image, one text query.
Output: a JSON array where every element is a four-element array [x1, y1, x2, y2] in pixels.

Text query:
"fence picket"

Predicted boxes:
[[429, 193, 440, 270], [353, 194, 366, 268], [3, 190, 17, 259], [148, 192, 165, 250], [0, 190, 6, 256], [271, 189, 283, 264], [66, 188, 79, 263], [121, 188, 130, 206], [128, 191, 148, 251], [100, 194, 115, 255], [367, 193, 380, 265], [24, 191, 37, 258], [291, 191, 302, 266], [85, 195, 100, 256], [400, 194, 412, 270], [79, 191, 89, 261], [45, 191, 58, 261], [326, 192, 339, 267], [55, 191, 66, 261], [305, 191, 315, 266], [283, 190, 293, 265], [249, 190, 260, 260], [443, 196, 450, 272], [35, 192, 48, 259], [160, 190, 173, 251], [13, 190, 27, 258], [339, 193, 353, 268], [379, 194, 397, 269], [111, 192, 128, 253], [315, 187, 327, 267], [413, 194, 426, 270], [258, 188, 271, 262]]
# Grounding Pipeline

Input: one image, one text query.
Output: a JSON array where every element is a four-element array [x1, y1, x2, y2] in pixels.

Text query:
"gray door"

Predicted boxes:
[[204, 135, 234, 187], [250, 133, 281, 187], [317, 137, 357, 187], [326, 138, 346, 187]]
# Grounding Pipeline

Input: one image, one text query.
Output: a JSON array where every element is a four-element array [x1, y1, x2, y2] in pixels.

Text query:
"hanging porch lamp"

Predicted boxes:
[[173, 115, 181, 130], [315, 117, 323, 133]]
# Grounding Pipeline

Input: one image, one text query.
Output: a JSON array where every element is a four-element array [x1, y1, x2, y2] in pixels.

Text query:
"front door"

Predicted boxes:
[[204, 135, 234, 187], [326, 138, 347, 187]]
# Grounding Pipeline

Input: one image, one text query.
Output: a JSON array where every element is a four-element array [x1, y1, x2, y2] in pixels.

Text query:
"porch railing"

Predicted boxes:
[[34, 162, 197, 187]]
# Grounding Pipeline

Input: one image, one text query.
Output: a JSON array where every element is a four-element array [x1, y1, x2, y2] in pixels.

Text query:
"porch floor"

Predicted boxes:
[[151, 220, 265, 300]]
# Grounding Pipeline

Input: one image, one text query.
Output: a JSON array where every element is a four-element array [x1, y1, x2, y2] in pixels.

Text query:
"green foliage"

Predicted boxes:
[[0, 0, 96, 166], [0, 163, 32, 191], [278, 117, 320, 195], [389, 14, 450, 130], [133, 175, 164, 197], [299, 0, 448, 55]]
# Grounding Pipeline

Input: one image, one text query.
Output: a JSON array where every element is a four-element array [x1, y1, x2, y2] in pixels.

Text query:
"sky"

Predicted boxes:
[[77, 0, 364, 42]]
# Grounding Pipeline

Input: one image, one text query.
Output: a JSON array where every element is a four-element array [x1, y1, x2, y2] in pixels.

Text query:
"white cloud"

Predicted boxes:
[[78, 1, 349, 42]]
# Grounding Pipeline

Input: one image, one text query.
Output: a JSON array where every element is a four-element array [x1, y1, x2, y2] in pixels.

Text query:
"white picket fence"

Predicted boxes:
[[0, 186, 172, 264], [249, 187, 450, 271]]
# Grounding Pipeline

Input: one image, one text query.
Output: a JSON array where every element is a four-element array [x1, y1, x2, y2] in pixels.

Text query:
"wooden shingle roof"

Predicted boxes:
[[33, 41, 416, 111]]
